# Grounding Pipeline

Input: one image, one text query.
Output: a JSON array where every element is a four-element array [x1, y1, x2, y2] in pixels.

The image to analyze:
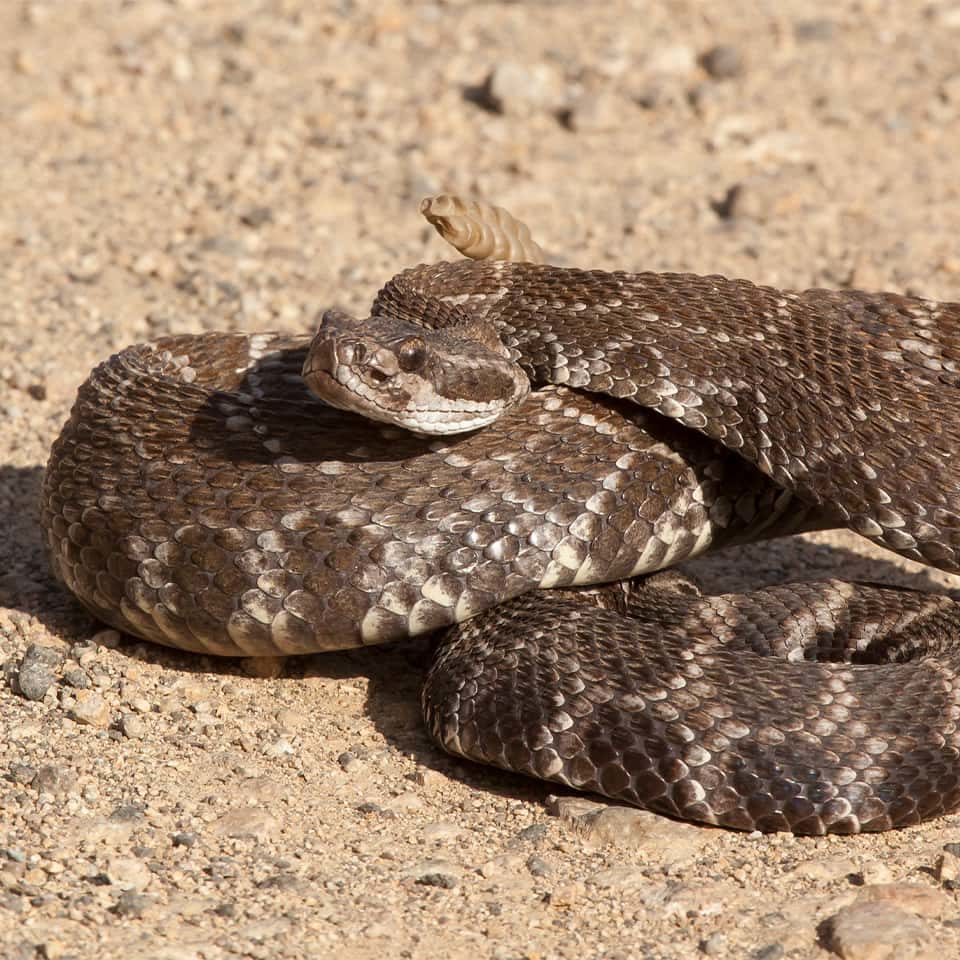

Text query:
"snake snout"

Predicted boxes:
[[303, 335, 338, 379]]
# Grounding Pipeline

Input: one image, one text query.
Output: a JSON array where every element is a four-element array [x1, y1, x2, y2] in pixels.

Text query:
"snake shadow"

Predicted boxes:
[[0, 464, 92, 638], [186, 344, 458, 467]]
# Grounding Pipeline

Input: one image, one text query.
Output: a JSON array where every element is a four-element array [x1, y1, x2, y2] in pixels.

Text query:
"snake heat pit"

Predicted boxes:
[[41, 197, 960, 835]]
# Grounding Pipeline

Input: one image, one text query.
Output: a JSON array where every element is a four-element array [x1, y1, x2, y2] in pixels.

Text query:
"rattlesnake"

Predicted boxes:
[[42, 197, 960, 834]]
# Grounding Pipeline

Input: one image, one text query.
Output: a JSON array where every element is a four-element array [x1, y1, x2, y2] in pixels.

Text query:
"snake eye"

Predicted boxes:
[[398, 337, 427, 373]]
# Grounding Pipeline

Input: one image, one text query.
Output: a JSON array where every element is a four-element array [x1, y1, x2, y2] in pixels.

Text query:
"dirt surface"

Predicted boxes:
[[3, 2, 960, 958]]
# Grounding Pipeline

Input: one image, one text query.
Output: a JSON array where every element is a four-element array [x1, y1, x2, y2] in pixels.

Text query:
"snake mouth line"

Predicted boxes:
[[302, 362, 504, 435]]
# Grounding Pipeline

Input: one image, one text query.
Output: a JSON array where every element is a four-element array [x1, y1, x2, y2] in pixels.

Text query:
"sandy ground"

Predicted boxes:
[[3, 1, 960, 958]]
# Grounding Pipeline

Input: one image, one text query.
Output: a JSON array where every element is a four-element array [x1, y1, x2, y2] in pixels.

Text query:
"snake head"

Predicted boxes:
[[302, 308, 530, 435]]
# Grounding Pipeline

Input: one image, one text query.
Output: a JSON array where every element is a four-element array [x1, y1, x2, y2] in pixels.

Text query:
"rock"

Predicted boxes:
[[8, 763, 36, 784], [274, 708, 305, 732], [714, 168, 818, 222], [406, 768, 443, 790], [261, 737, 294, 759], [932, 5, 960, 28], [15, 644, 62, 701], [700, 933, 726, 955], [416, 871, 458, 889], [700, 44, 744, 80], [385, 792, 423, 813], [789, 856, 860, 882], [590, 865, 646, 889], [213, 807, 280, 841], [526, 855, 552, 878], [752, 946, 784, 960], [105, 856, 152, 892], [854, 883, 949, 919], [564, 91, 626, 133], [549, 798, 707, 864], [240, 206, 273, 228], [61, 668, 90, 689], [478, 853, 525, 882], [825, 901, 935, 959], [548, 796, 604, 820], [113, 890, 154, 918], [516, 824, 549, 843], [32, 765, 78, 796], [406, 859, 464, 889], [794, 18, 836, 42], [935, 849, 960, 886], [422, 822, 461, 843], [119, 713, 146, 739], [545, 881, 585, 908], [859, 860, 895, 885], [109, 803, 145, 823], [68, 690, 111, 727], [475, 61, 565, 116]]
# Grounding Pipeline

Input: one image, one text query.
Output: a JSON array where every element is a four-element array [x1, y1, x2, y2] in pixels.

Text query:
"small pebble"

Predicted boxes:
[[475, 61, 565, 116], [213, 806, 280, 841], [563, 91, 625, 133], [105, 857, 152, 892], [120, 713, 146, 739], [386, 792, 423, 813], [935, 849, 960, 886], [262, 737, 294, 759], [69, 689, 111, 727], [551, 799, 707, 863], [32, 764, 78, 796], [789, 856, 859, 882], [826, 901, 933, 959], [113, 891, 153, 918], [406, 859, 464, 889], [794, 18, 835, 42], [241, 206, 273, 228], [62, 667, 91, 689], [16, 643, 62, 701], [416, 872, 458, 889], [9, 762, 36, 784], [700, 933, 726, 956], [526, 855, 552, 878], [752, 945, 784, 960], [516, 824, 549, 843], [423, 822, 461, 843], [700, 44, 744, 79], [110, 803, 145, 823]]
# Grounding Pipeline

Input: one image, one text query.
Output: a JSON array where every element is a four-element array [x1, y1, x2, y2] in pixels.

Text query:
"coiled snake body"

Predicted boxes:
[[41, 204, 960, 834]]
